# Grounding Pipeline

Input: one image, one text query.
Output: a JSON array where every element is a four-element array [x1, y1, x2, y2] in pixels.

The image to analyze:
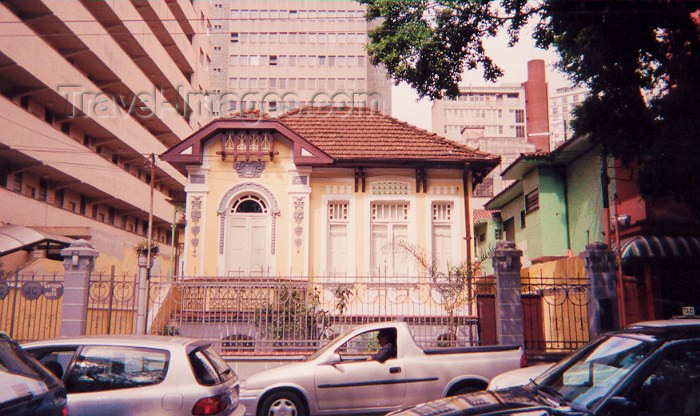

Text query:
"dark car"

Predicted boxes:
[[387, 319, 700, 416], [0, 333, 67, 416]]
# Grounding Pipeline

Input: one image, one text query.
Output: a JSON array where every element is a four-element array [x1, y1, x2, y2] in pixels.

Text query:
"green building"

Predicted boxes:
[[480, 135, 604, 268]]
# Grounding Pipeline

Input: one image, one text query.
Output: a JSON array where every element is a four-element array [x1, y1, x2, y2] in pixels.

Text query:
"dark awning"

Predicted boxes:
[[621, 235, 700, 264], [0, 224, 73, 258]]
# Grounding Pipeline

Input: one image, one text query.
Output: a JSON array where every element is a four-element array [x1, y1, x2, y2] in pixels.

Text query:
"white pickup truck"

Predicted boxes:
[[239, 321, 524, 416]]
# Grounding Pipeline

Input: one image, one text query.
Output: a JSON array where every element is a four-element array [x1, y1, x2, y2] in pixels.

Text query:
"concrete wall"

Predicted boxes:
[[0, 189, 175, 276]]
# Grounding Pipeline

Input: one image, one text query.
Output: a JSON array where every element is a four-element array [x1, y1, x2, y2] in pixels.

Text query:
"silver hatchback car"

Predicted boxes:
[[23, 336, 243, 416]]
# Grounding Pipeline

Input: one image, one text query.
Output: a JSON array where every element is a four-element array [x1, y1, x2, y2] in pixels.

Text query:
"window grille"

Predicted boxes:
[[432, 203, 452, 222], [372, 202, 408, 221], [329, 202, 348, 220]]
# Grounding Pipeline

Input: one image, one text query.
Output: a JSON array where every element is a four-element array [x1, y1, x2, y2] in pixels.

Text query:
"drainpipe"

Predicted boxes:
[[463, 168, 473, 262], [560, 168, 572, 251]]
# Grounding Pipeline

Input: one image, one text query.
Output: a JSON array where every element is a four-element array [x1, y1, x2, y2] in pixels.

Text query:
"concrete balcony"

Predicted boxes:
[[130, 0, 196, 78], [8, 0, 193, 144], [0, 97, 175, 223], [0, 5, 185, 192], [76, 0, 196, 119]]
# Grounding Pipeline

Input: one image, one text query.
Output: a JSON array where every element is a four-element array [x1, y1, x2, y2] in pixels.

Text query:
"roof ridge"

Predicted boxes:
[[381, 113, 496, 158], [278, 104, 385, 119]]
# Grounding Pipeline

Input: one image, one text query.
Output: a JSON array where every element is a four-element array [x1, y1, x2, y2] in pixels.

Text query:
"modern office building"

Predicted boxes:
[[0, 0, 212, 274], [209, 0, 392, 115], [431, 60, 554, 209], [549, 86, 589, 149]]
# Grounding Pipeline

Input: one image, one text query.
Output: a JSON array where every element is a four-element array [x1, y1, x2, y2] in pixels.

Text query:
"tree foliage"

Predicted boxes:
[[361, 1, 700, 216]]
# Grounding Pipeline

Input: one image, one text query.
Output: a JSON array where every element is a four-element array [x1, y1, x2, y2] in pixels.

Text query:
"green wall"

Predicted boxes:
[[566, 150, 604, 254], [537, 167, 569, 255]]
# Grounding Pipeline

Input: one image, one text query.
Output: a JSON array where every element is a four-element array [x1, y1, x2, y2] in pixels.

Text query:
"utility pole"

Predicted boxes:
[[600, 150, 611, 247], [611, 193, 626, 328], [146, 153, 156, 274]]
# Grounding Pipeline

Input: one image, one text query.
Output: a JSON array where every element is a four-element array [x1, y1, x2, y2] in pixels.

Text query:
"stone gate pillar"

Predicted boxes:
[[580, 242, 619, 339], [492, 241, 524, 347], [60, 239, 98, 336]]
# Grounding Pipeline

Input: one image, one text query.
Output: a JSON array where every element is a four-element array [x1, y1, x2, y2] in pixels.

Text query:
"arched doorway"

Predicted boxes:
[[226, 194, 270, 276]]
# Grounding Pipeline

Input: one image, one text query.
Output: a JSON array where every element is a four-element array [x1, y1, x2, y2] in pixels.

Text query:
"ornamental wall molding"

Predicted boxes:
[[190, 196, 203, 257], [234, 161, 265, 178], [293, 197, 305, 253]]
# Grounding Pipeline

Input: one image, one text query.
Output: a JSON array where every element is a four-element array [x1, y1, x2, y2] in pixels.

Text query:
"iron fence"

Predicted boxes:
[[0, 272, 63, 342], [521, 275, 590, 354], [148, 275, 495, 355], [1, 270, 591, 356], [0, 270, 139, 342], [86, 271, 138, 336]]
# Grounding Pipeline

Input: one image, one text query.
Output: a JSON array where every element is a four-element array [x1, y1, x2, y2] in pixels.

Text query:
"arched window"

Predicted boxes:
[[231, 195, 268, 214]]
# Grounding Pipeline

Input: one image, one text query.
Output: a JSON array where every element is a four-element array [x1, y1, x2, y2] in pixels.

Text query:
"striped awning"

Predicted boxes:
[[621, 235, 700, 263]]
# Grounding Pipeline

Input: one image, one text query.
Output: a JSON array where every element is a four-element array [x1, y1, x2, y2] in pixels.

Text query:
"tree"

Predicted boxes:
[[361, 1, 700, 216], [397, 241, 489, 347]]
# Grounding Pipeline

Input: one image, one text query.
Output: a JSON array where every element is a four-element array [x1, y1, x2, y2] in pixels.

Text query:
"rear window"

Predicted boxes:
[[189, 346, 235, 386], [66, 346, 169, 393]]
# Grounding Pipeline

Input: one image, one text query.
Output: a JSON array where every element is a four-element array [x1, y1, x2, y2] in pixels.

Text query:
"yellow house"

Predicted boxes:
[[161, 107, 499, 279]]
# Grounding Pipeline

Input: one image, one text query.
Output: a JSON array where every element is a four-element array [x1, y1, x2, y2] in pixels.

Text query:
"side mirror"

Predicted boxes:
[[323, 353, 341, 365]]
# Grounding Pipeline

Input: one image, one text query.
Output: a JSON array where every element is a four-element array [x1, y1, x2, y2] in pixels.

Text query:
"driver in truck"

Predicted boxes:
[[371, 328, 397, 363]]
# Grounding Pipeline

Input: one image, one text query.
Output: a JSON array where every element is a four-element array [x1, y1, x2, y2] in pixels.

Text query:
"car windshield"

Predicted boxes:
[[539, 334, 655, 410], [306, 327, 356, 361]]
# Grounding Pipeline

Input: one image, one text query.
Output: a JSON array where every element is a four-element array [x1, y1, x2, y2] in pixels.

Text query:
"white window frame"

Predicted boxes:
[[320, 191, 356, 281], [424, 185, 462, 273], [326, 201, 350, 278], [430, 201, 456, 274], [363, 177, 417, 279]]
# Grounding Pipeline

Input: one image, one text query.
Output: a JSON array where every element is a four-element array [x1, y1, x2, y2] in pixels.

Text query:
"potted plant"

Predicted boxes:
[[135, 239, 159, 268]]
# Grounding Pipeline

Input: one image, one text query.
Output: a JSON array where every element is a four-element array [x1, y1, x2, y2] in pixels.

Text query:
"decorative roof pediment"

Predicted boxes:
[[161, 108, 501, 176], [161, 119, 333, 174]]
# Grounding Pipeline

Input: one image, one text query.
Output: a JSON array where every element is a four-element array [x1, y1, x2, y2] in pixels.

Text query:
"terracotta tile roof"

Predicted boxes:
[[473, 209, 498, 222], [277, 106, 497, 163]]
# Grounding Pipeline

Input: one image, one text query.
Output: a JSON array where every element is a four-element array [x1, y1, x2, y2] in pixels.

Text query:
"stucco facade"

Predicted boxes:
[[162, 109, 499, 278], [485, 135, 603, 266]]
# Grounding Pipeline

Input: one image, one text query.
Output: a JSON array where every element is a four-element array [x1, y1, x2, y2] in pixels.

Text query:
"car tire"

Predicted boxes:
[[259, 390, 307, 416]]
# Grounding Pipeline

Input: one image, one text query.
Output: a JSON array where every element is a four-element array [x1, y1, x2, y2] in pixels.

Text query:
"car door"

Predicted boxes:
[[61, 345, 170, 416], [314, 329, 406, 412]]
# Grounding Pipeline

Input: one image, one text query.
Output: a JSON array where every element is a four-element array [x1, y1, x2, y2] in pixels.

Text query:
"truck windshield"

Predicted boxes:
[[540, 335, 655, 410], [306, 328, 356, 361]]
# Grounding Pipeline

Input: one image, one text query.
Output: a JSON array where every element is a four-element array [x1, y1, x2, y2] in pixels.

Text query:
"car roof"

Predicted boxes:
[[23, 335, 210, 349], [622, 318, 700, 340]]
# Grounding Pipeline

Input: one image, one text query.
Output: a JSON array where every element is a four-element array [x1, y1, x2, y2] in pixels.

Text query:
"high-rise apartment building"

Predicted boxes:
[[210, 0, 392, 115], [549, 86, 589, 149], [0, 1, 211, 273]]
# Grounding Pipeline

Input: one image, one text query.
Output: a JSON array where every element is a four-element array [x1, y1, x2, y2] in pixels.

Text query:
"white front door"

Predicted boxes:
[[227, 215, 268, 277]]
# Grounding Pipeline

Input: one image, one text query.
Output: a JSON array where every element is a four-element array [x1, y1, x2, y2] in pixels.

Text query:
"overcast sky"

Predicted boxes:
[[390, 27, 572, 131]]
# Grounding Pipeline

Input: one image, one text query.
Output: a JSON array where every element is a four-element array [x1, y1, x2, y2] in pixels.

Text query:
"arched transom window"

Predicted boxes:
[[231, 194, 268, 214]]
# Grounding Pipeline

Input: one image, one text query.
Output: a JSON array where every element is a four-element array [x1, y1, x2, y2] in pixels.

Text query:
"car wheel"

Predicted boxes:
[[450, 385, 481, 396], [260, 391, 306, 416]]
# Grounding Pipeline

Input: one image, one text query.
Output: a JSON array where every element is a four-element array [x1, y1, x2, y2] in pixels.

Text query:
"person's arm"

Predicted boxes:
[[372, 344, 393, 363]]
